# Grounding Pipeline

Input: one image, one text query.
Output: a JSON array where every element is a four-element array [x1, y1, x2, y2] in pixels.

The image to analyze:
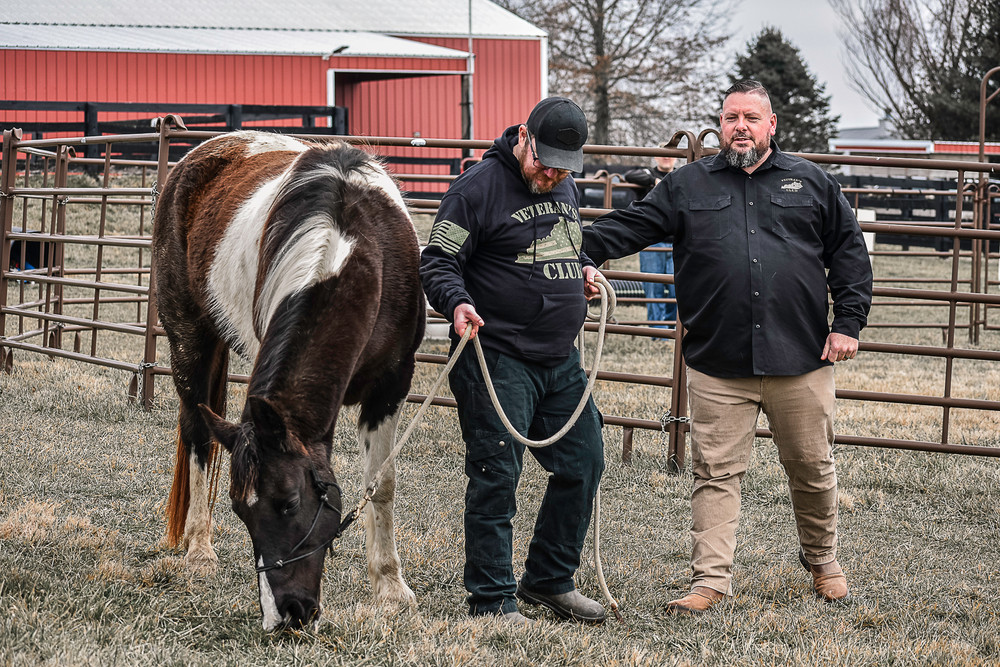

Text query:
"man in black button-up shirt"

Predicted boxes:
[[582, 80, 873, 613]]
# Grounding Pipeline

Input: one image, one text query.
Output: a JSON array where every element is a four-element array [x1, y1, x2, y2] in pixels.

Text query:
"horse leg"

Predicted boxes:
[[164, 330, 230, 573], [358, 400, 415, 605]]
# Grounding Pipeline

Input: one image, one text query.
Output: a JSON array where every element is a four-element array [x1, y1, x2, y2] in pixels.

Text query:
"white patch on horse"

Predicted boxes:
[[243, 132, 309, 155], [246, 490, 258, 507], [360, 409, 416, 603], [206, 172, 289, 359], [257, 557, 285, 631], [183, 451, 217, 567], [254, 213, 355, 337]]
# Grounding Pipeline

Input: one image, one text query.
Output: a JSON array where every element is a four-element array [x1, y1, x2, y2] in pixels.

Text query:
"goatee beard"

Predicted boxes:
[[528, 180, 554, 195], [722, 145, 762, 169]]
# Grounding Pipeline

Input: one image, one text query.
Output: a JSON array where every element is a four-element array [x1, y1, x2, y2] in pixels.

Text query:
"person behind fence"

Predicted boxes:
[[420, 96, 607, 626], [581, 79, 873, 613], [623, 146, 678, 331]]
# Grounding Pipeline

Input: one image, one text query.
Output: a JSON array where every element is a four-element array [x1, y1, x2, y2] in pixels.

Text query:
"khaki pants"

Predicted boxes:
[[686, 366, 838, 595]]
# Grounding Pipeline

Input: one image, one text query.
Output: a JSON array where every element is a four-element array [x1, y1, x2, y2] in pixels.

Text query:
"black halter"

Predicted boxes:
[[255, 467, 355, 574]]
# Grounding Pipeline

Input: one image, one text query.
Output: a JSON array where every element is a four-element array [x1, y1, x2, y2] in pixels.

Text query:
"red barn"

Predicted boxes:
[[1, 0, 547, 179]]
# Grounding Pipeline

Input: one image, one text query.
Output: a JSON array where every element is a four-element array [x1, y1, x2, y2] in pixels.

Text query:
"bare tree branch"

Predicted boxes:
[[830, 0, 1000, 140], [497, 0, 735, 146]]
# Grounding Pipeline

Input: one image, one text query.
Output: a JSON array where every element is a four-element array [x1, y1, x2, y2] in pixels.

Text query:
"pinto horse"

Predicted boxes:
[[152, 130, 424, 630]]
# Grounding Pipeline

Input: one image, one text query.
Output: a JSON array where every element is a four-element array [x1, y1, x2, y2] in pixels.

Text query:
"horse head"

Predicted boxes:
[[199, 396, 343, 631]]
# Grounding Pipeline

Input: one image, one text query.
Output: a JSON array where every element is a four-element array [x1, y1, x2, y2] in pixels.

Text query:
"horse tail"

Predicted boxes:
[[164, 426, 189, 548]]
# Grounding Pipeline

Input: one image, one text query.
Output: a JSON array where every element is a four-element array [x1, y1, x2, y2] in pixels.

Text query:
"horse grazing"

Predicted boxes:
[[151, 130, 425, 630]]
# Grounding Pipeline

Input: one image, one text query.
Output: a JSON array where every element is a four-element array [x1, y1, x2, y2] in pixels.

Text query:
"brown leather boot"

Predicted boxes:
[[665, 586, 726, 614], [799, 550, 850, 602]]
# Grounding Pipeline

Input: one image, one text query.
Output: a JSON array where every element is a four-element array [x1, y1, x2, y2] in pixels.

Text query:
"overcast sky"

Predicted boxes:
[[729, 0, 881, 130]]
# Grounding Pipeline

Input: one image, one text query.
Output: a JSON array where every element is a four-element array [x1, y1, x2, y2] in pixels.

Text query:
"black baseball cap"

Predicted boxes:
[[525, 97, 588, 172]]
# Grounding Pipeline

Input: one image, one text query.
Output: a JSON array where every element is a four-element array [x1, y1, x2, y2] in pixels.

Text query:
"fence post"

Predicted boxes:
[[140, 116, 180, 409], [332, 107, 348, 135], [973, 180, 986, 344], [43, 144, 72, 352], [0, 129, 22, 371], [82, 103, 101, 177], [228, 104, 243, 130], [666, 323, 688, 473]]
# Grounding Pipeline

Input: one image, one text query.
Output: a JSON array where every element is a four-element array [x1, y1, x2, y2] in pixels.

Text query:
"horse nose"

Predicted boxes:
[[281, 598, 321, 628]]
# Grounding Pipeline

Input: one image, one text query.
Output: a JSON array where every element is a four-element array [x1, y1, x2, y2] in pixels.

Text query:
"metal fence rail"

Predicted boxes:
[[2, 120, 1000, 469]]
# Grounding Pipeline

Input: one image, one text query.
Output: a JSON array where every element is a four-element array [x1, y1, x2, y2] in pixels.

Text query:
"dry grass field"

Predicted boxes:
[[1, 170, 999, 665]]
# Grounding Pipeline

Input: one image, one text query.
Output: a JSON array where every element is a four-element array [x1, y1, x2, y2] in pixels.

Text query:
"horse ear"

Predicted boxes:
[[247, 395, 288, 450], [198, 404, 243, 452]]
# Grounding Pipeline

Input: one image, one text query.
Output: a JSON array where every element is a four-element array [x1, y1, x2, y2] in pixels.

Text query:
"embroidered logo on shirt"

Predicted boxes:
[[427, 219, 470, 256], [780, 178, 804, 192]]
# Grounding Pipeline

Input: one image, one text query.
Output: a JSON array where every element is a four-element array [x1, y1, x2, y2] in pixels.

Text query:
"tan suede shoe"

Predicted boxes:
[[799, 550, 850, 602], [664, 586, 726, 614]]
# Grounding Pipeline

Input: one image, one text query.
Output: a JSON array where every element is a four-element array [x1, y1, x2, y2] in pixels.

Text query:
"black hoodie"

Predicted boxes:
[[420, 125, 595, 366]]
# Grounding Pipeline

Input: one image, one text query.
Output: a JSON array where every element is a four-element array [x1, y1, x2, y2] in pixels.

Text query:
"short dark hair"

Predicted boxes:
[[723, 79, 771, 103]]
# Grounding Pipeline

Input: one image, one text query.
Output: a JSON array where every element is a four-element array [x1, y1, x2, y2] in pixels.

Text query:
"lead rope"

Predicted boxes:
[[342, 275, 622, 621]]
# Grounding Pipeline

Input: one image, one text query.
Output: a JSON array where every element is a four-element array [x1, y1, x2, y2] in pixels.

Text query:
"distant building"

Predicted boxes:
[[1, 0, 548, 184], [830, 114, 1000, 179]]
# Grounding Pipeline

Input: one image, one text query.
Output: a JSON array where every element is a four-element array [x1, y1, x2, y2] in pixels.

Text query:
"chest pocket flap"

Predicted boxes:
[[690, 195, 732, 211], [769, 193, 815, 238], [688, 194, 732, 239], [770, 194, 814, 208]]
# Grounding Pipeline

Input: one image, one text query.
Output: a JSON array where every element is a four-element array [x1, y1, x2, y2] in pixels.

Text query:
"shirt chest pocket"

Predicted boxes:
[[687, 195, 732, 240], [769, 194, 815, 238]]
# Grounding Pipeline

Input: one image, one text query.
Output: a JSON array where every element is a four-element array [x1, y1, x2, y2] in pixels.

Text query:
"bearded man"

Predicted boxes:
[[580, 79, 873, 613], [421, 97, 606, 625]]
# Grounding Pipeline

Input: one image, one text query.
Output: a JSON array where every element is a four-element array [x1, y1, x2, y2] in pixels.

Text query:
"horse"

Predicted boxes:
[[151, 130, 425, 630]]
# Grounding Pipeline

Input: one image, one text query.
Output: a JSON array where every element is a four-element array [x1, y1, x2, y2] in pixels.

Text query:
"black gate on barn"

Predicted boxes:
[[0, 100, 350, 165]]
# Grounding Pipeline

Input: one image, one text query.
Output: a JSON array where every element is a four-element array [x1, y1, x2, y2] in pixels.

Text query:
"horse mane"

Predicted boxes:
[[252, 143, 382, 340]]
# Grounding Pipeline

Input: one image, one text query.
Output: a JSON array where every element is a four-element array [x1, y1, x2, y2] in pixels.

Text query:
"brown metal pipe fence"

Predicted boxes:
[[2, 120, 1000, 470]]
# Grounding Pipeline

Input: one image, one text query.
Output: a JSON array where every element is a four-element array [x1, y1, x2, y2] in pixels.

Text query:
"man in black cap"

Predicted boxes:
[[420, 97, 606, 625]]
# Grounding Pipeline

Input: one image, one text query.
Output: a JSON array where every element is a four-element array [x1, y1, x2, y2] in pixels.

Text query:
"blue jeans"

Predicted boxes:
[[449, 346, 605, 616], [639, 243, 676, 328]]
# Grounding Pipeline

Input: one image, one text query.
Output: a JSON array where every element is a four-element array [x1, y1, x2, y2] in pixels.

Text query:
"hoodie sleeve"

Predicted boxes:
[[420, 191, 480, 321]]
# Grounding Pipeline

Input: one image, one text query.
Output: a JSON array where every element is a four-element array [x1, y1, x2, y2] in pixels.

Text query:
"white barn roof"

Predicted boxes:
[[1, 0, 544, 39], [0, 23, 470, 58]]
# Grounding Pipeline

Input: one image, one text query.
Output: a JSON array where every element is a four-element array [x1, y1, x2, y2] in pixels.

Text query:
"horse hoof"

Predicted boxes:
[[375, 581, 416, 606], [185, 549, 219, 575]]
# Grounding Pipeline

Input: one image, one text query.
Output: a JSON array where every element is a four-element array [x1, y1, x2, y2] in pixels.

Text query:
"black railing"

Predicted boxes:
[[1, 101, 349, 164]]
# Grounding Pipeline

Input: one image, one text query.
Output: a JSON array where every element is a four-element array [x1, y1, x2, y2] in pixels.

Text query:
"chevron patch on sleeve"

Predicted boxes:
[[427, 220, 470, 256]]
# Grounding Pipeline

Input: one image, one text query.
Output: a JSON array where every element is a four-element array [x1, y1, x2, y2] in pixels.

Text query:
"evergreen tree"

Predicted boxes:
[[729, 27, 840, 153]]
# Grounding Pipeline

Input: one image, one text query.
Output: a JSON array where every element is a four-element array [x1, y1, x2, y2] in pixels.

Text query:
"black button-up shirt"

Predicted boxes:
[[582, 142, 873, 378]]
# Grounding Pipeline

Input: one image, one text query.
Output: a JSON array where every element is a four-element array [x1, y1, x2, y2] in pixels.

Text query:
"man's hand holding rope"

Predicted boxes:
[[583, 265, 604, 301], [453, 303, 485, 339]]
